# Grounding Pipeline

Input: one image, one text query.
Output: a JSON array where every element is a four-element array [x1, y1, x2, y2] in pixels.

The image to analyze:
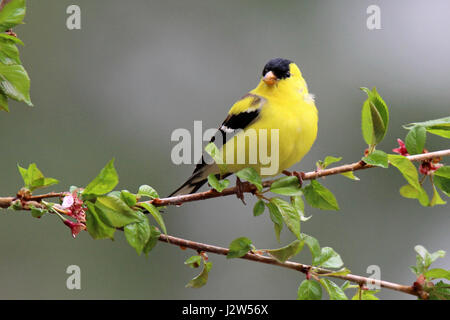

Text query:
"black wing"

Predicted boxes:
[[193, 93, 265, 174]]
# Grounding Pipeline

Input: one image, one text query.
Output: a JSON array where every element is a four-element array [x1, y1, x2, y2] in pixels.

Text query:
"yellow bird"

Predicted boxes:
[[170, 58, 318, 196]]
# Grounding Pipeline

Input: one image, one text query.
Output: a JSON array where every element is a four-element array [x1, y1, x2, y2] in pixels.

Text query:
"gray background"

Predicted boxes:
[[0, 0, 449, 299]]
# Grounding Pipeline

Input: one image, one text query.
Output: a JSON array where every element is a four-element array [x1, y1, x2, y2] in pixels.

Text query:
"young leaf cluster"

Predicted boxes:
[[0, 0, 32, 112], [410, 245, 450, 300]]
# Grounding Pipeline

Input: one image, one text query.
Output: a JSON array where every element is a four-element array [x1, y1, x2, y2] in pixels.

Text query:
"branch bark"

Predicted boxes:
[[159, 233, 423, 298], [150, 149, 450, 207], [1, 149, 448, 299], [0, 0, 12, 11]]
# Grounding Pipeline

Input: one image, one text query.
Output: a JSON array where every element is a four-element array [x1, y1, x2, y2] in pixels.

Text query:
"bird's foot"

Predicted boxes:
[[235, 177, 246, 205], [292, 171, 306, 188]]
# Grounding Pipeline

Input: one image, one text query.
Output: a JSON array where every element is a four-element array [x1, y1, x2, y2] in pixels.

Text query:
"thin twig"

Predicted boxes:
[[0, 149, 447, 299], [158, 233, 423, 298], [150, 149, 450, 207]]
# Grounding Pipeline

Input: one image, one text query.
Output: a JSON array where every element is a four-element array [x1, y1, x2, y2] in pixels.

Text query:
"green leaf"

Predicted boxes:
[[362, 150, 388, 168], [425, 268, 450, 281], [120, 190, 137, 207], [0, 38, 20, 65], [429, 251, 446, 266], [400, 184, 420, 199], [428, 281, 450, 300], [270, 197, 301, 239], [434, 166, 450, 197], [389, 154, 430, 206], [186, 261, 212, 288], [0, 0, 26, 31], [340, 171, 359, 181], [361, 87, 389, 146], [409, 265, 420, 276], [0, 90, 8, 112], [265, 239, 304, 262], [143, 225, 161, 256], [303, 180, 339, 211], [0, 33, 24, 45], [124, 212, 151, 255], [388, 154, 421, 190], [30, 205, 45, 218], [405, 125, 426, 155], [139, 202, 167, 235], [341, 281, 351, 291], [319, 278, 348, 300], [17, 164, 29, 185], [322, 267, 351, 277], [0, 63, 31, 105], [415, 245, 446, 269], [430, 184, 446, 206], [85, 201, 115, 240], [9, 199, 22, 210], [266, 202, 283, 242], [270, 176, 303, 196], [205, 142, 227, 175], [352, 289, 380, 300], [108, 190, 121, 198], [94, 196, 142, 228], [319, 156, 342, 169], [17, 163, 59, 191], [227, 237, 252, 259], [207, 174, 230, 192], [253, 199, 265, 216], [291, 195, 311, 221], [301, 233, 321, 261], [82, 159, 119, 197], [404, 117, 450, 139], [235, 167, 262, 191], [137, 185, 159, 199], [184, 255, 202, 268], [314, 247, 344, 269], [297, 280, 322, 300], [400, 183, 428, 206]]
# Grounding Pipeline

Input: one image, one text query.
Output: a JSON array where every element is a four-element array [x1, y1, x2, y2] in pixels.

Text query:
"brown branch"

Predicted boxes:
[[1, 149, 448, 210], [150, 149, 450, 207], [0, 149, 447, 299], [28, 192, 65, 201], [0, 0, 12, 11], [159, 233, 424, 298]]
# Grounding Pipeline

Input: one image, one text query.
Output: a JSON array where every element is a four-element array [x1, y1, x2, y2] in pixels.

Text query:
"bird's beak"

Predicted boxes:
[[263, 71, 277, 86]]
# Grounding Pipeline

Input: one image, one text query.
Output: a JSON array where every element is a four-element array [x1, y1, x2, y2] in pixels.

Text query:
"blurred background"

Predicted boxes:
[[0, 0, 449, 299]]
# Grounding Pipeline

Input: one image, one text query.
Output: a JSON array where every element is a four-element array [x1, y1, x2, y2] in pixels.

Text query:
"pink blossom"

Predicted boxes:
[[61, 194, 74, 209], [63, 219, 86, 238], [392, 139, 409, 156], [61, 191, 86, 223], [419, 161, 443, 176]]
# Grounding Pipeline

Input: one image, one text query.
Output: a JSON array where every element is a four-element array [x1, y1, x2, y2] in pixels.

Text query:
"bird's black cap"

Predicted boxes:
[[262, 58, 292, 79]]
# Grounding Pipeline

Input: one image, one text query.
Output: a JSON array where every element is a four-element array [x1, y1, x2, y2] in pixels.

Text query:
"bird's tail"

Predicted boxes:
[[168, 163, 219, 197]]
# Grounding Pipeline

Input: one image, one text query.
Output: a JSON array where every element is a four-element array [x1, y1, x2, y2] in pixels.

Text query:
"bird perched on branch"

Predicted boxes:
[[170, 58, 318, 197]]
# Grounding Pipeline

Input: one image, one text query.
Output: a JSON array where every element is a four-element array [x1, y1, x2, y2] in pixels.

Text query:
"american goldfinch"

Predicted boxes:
[[170, 58, 318, 196]]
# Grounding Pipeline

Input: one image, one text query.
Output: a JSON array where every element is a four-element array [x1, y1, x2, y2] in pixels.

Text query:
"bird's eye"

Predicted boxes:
[[286, 71, 291, 77]]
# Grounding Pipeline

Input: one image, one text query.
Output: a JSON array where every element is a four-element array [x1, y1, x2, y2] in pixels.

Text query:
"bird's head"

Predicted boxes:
[[261, 58, 301, 85], [260, 58, 304, 90]]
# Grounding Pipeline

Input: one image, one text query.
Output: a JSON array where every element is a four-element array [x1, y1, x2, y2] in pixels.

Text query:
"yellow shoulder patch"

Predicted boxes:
[[229, 93, 266, 115]]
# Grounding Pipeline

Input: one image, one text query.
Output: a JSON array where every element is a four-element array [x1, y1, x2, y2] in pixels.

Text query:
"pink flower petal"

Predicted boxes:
[[62, 195, 74, 209]]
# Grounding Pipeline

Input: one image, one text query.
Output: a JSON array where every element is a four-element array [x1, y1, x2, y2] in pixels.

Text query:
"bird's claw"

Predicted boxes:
[[236, 177, 246, 205], [292, 171, 306, 188]]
